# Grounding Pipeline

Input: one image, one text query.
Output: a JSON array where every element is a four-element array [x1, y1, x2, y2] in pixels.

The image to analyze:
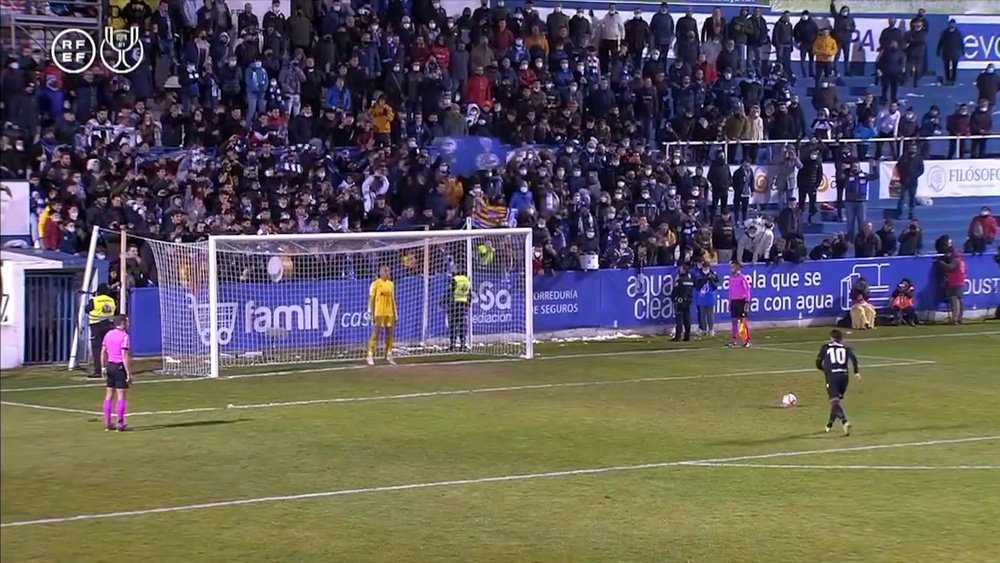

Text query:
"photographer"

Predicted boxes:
[[935, 236, 967, 325]]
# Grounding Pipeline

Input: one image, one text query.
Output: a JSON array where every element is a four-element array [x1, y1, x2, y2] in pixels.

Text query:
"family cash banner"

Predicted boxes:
[[129, 255, 998, 356], [879, 159, 1000, 199]]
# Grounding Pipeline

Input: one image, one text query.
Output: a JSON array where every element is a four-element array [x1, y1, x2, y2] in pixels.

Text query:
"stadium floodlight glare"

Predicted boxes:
[[145, 229, 534, 378]]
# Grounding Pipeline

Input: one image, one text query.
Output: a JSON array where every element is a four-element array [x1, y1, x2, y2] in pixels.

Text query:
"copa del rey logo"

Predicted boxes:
[[51, 27, 144, 75]]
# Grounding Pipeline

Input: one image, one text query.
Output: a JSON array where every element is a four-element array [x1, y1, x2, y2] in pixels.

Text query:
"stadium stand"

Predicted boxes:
[[1, 0, 997, 278]]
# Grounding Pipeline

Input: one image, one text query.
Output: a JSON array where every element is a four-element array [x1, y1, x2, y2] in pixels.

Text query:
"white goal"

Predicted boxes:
[[145, 229, 534, 377]]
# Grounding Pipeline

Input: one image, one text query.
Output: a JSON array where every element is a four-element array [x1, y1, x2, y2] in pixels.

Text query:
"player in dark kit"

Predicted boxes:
[[815, 329, 862, 435]]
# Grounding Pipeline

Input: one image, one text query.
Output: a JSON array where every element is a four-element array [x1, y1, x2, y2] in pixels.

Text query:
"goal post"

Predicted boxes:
[[147, 228, 534, 378]]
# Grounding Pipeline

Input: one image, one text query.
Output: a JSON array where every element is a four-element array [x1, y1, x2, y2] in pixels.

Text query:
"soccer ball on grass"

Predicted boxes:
[[781, 393, 798, 408]]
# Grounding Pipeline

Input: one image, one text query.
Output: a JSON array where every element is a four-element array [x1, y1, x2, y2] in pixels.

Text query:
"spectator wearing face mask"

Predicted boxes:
[[977, 64, 999, 109], [947, 103, 972, 159], [969, 99, 993, 158], [798, 149, 823, 223], [937, 19, 964, 86], [966, 207, 997, 255]]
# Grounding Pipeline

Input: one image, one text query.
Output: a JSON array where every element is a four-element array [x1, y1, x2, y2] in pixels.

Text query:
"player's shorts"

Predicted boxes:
[[946, 286, 964, 299], [825, 374, 849, 399], [106, 363, 130, 389], [730, 299, 748, 319], [372, 315, 396, 328]]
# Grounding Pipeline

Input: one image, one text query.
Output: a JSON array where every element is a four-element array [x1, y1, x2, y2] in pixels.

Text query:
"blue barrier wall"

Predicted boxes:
[[129, 255, 999, 356]]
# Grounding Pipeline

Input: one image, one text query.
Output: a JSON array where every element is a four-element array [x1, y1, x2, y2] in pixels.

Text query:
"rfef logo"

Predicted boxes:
[[51, 27, 144, 75]]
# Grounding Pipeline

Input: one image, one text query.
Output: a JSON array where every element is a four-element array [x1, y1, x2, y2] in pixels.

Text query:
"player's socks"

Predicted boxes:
[[384, 332, 394, 357], [103, 398, 113, 428], [366, 331, 378, 358], [730, 320, 739, 342], [116, 398, 127, 427]]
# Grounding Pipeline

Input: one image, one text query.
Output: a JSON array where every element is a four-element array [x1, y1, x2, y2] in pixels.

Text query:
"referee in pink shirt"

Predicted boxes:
[[101, 316, 133, 432]]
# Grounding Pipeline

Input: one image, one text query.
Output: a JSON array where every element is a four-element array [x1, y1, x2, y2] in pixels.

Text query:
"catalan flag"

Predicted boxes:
[[471, 199, 516, 229]]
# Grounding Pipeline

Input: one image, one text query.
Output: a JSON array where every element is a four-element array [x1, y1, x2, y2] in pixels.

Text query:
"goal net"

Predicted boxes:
[[145, 229, 534, 377]]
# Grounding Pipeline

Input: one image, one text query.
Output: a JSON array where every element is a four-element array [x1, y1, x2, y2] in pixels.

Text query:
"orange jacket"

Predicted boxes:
[[813, 35, 838, 62], [369, 101, 395, 135]]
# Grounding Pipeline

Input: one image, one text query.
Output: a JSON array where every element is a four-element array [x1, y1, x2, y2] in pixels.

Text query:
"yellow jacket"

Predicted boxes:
[[813, 35, 838, 62], [38, 204, 55, 240], [369, 101, 395, 135]]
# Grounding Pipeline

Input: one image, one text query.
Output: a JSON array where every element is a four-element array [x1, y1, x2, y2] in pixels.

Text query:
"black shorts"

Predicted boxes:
[[106, 363, 130, 389], [825, 373, 849, 399], [731, 299, 748, 319], [946, 286, 964, 299]]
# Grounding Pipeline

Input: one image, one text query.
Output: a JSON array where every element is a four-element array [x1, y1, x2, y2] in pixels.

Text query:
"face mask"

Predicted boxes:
[[724, 73, 732, 80], [983, 210, 991, 216], [519, 186, 528, 193], [668, 188, 677, 197]]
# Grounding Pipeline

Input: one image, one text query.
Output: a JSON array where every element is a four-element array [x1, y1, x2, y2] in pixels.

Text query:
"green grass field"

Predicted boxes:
[[2, 325, 999, 562]]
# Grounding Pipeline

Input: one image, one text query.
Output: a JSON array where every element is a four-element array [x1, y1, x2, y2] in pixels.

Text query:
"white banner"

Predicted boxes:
[[878, 159, 1000, 199], [688, 162, 867, 205], [0, 181, 31, 243]]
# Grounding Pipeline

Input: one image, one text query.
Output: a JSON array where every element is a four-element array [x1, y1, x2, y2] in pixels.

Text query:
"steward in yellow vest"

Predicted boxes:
[[87, 284, 117, 379]]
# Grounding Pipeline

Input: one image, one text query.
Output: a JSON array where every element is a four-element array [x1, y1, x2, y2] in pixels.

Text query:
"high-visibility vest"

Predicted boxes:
[[88, 295, 116, 324], [453, 275, 472, 303]]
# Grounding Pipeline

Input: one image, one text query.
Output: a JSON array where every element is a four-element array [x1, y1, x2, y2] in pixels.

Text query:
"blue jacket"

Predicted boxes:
[[325, 86, 352, 109], [508, 189, 534, 212], [244, 66, 268, 95], [694, 268, 720, 308]]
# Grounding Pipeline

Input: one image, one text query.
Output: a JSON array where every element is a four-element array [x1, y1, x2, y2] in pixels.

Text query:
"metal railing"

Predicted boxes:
[[664, 134, 1000, 164]]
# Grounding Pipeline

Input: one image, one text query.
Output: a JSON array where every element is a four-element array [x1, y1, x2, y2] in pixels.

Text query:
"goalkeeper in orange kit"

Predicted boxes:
[[367, 265, 397, 366]]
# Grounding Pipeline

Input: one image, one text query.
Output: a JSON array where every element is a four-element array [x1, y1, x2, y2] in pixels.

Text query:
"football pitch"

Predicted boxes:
[[2, 325, 999, 562]]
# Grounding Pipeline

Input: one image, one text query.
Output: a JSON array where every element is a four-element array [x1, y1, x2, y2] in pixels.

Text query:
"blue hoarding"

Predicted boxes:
[[129, 255, 999, 356]]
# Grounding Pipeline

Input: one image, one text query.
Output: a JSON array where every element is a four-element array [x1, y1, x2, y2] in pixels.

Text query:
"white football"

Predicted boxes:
[[781, 393, 798, 408]]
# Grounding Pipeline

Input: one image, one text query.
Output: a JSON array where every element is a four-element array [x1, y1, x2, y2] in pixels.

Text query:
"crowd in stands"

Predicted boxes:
[[1, 0, 997, 275]]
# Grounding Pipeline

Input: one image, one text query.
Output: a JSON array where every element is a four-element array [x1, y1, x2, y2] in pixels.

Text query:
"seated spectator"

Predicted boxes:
[[965, 206, 997, 254], [849, 276, 876, 330], [890, 278, 918, 326], [898, 219, 924, 256], [876, 219, 898, 256]]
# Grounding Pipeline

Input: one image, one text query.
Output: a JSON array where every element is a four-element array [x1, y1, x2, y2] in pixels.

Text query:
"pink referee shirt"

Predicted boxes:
[[103, 328, 130, 363]]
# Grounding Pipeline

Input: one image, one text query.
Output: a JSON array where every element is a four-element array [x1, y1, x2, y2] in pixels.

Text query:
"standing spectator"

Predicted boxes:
[[732, 159, 754, 224], [976, 64, 999, 109], [904, 18, 928, 86], [812, 29, 837, 83], [970, 99, 993, 158], [777, 197, 803, 239], [597, 4, 626, 72], [947, 103, 971, 159], [794, 10, 819, 78], [830, 2, 856, 76], [244, 60, 268, 122], [876, 219, 898, 256], [649, 3, 675, 60], [876, 100, 901, 159], [772, 12, 795, 79], [878, 41, 906, 103], [843, 162, 872, 242], [624, 9, 651, 68], [936, 19, 963, 86], [798, 148, 823, 223], [895, 143, 924, 220], [693, 261, 719, 337]]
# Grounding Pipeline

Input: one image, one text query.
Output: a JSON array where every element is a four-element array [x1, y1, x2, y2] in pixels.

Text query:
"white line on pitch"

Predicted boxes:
[[0, 401, 100, 416], [125, 360, 930, 418], [2, 330, 988, 394], [684, 462, 1000, 470], [752, 346, 937, 364], [2, 435, 996, 529]]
